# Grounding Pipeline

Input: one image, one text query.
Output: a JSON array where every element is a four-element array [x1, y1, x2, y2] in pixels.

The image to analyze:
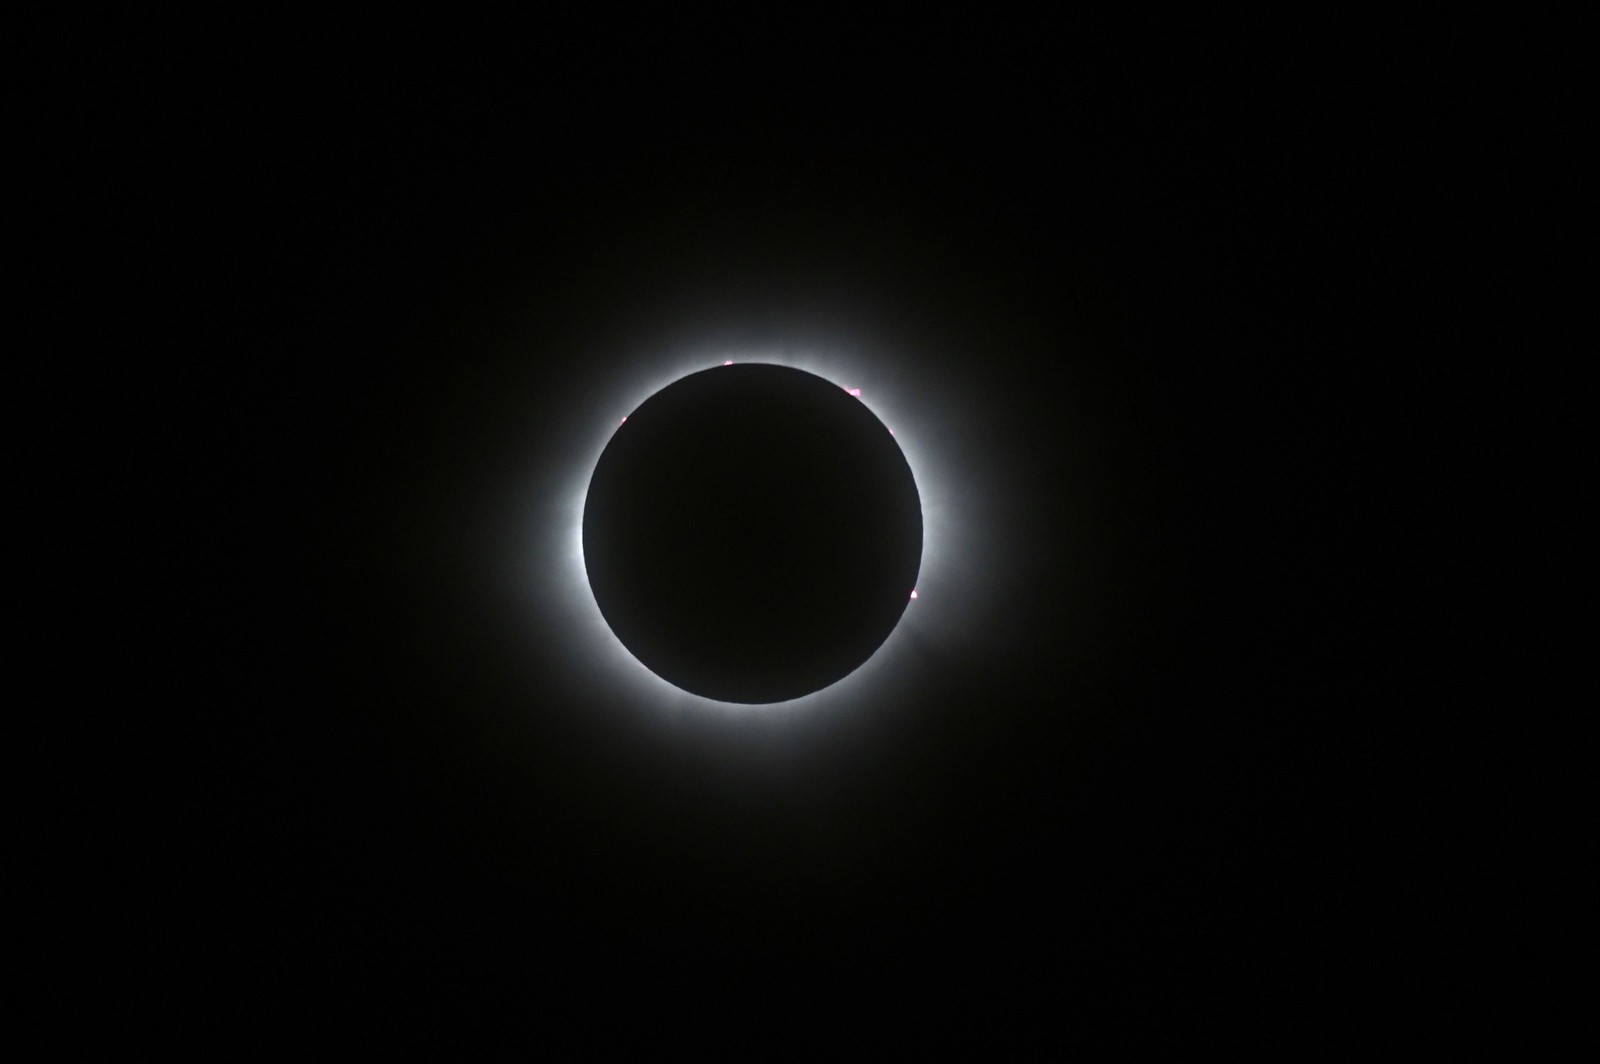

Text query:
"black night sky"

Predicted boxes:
[[61, 14, 1515, 1054]]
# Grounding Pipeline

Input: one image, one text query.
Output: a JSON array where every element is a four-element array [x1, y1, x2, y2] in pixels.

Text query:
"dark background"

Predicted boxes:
[[56, 13, 1519, 1054]]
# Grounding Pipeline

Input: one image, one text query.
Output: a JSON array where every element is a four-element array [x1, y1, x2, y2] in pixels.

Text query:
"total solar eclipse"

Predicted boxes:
[[582, 363, 923, 703]]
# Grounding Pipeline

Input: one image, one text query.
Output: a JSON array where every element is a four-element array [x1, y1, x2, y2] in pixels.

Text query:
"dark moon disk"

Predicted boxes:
[[582, 364, 923, 703]]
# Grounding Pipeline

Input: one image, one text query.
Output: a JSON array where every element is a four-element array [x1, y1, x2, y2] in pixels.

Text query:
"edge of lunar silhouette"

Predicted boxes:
[[581, 363, 923, 703]]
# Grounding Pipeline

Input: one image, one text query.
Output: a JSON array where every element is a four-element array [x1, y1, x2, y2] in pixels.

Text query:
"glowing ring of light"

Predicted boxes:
[[528, 343, 982, 720]]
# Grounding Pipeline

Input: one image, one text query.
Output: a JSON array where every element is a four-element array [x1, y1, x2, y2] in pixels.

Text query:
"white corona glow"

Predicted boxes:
[[529, 342, 982, 722]]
